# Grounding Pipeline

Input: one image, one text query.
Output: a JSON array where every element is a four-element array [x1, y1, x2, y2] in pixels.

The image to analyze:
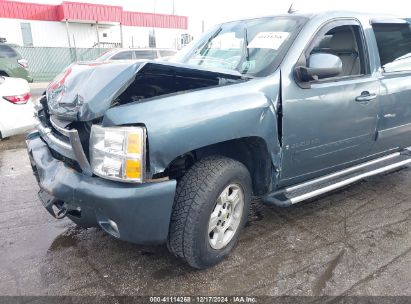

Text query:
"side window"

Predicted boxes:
[[0, 44, 18, 58], [372, 23, 411, 73], [159, 50, 177, 57], [308, 24, 367, 79], [111, 51, 133, 60], [134, 51, 157, 60]]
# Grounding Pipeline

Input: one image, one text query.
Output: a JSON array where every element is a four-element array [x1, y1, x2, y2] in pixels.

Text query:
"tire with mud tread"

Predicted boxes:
[[167, 156, 251, 269]]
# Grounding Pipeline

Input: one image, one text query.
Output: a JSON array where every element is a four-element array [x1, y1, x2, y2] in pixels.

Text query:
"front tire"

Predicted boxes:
[[167, 156, 251, 269]]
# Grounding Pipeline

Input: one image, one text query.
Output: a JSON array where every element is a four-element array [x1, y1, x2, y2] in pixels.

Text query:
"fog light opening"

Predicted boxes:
[[98, 217, 120, 239], [108, 219, 119, 235], [67, 207, 82, 218], [51, 201, 68, 219]]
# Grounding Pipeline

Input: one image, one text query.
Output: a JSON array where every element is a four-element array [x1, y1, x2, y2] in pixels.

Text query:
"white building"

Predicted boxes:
[[0, 0, 189, 49]]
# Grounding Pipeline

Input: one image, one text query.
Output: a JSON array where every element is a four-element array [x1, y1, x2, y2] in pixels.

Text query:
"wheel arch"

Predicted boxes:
[[160, 136, 273, 196]]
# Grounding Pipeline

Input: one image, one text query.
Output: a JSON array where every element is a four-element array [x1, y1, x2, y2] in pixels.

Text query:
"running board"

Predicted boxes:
[[264, 150, 411, 207]]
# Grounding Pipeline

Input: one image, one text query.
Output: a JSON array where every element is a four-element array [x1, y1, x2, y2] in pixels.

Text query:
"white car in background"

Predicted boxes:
[[0, 76, 35, 139], [95, 48, 178, 62]]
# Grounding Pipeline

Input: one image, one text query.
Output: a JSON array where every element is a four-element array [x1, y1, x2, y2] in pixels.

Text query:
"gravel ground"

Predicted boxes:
[[0, 132, 410, 298]]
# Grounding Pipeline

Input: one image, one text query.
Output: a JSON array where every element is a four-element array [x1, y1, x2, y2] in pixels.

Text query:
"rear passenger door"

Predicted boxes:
[[371, 20, 411, 151]]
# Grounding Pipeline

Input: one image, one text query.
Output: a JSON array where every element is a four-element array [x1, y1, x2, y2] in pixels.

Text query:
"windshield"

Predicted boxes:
[[174, 16, 306, 77]]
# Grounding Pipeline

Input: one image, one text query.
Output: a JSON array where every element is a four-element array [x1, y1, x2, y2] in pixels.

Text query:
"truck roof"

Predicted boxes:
[[221, 11, 409, 24]]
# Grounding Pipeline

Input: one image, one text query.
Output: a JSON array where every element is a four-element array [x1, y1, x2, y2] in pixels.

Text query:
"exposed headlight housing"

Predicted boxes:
[[90, 125, 145, 183]]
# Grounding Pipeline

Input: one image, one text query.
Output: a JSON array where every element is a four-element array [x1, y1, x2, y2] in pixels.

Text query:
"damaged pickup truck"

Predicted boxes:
[[27, 12, 411, 268]]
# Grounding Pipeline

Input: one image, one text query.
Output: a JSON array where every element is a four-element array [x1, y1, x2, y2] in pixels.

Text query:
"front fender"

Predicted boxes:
[[103, 72, 282, 176]]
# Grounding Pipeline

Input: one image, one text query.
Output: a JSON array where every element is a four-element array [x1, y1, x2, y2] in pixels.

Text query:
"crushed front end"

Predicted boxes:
[[26, 92, 177, 245], [26, 60, 245, 244]]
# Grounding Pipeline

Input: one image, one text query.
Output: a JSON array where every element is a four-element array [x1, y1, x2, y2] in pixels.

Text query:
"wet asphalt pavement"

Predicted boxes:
[[0, 132, 410, 297]]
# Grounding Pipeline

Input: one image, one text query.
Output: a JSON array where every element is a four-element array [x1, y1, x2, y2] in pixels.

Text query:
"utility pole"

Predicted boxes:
[[65, 19, 76, 61], [151, 0, 157, 48], [120, 22, 124, 48], [65, 19, 72, 48], [95, 21, 100, 49]]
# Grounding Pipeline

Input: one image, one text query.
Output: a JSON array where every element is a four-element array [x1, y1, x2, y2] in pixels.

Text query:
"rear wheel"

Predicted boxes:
[[167, 156, 251, 269]]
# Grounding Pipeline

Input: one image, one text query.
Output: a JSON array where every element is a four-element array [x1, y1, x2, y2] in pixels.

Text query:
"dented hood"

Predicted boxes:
[[46, 60, 244, 121]]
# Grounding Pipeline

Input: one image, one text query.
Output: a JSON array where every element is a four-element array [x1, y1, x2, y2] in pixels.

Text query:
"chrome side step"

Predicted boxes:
[[264, 150, 411, 207]]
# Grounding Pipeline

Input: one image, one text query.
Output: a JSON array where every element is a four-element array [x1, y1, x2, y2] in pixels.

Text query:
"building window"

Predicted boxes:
[[20, 23, 33, 47]]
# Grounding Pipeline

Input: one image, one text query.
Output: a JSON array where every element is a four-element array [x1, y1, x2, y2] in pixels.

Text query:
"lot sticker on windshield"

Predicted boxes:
[[247, 32, 290, 50]]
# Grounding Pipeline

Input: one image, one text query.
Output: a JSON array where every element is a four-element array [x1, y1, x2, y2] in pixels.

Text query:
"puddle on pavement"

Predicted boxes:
[[0, 135, 27, 150], [152, 266, 176, 280], [312, 249, 345, 295], [48, 228, 81, 252], [152, 263, 194, 280]]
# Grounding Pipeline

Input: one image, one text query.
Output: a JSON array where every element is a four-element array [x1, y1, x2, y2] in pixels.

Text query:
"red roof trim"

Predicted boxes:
[[0, 0, 188, 29], [59, 1, 123, 23], [0, 1, 59, 21], [122, 11, 188, 29]]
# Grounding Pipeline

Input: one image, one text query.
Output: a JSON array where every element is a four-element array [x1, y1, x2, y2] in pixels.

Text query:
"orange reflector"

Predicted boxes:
[[127, 133, 141, 154], [125, 159, 141, 179]]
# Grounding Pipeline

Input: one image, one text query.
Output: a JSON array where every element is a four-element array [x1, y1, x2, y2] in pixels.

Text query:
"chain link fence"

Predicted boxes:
[[15, 46, 111, 82]]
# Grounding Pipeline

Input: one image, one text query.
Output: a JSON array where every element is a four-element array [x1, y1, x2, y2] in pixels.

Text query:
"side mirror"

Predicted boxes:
[[296, 53, 342, 82]]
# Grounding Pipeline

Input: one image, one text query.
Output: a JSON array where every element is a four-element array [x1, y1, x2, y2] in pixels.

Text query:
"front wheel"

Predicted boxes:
[[167, 156, 251, 269]]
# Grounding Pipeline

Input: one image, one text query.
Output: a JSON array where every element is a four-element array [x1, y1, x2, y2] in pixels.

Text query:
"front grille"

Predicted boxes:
[[49, 148, 82, 172], [38, 107, 72, 152], [68, 121, 91, 160], [37, 95, 93, 176], [38, 97, 78, 169]]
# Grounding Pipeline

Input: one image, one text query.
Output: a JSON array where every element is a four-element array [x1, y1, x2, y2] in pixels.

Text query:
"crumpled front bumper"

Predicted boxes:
[[26, 131, 177, 244]]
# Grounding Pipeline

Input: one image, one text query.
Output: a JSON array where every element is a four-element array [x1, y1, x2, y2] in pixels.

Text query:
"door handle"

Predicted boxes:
[[355, 91, 377, 102]]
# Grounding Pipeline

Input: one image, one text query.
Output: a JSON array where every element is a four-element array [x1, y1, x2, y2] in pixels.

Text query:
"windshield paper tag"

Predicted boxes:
[[248, 32, 290, 50]]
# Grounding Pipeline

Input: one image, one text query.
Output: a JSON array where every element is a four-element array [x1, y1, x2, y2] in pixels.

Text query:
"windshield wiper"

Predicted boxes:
[[194, 27, 223, 67], [195, 27, 223, 57], [239, 28, 251, 74]]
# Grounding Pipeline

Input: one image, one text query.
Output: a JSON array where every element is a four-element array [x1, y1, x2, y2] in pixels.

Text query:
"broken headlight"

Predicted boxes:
[[90, 125, 145, 183]]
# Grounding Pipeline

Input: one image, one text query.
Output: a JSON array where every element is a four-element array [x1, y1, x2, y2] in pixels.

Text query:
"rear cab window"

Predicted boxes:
[[159, 50, 177, 57], [372, 21, 411, 73], [0, 44, 18, 58], [111, 51, 133, 60], [134, 51, 157, 60]]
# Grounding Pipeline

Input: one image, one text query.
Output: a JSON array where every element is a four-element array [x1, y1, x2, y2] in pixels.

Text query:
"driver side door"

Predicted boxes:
[[279, 19, 380, 186]]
